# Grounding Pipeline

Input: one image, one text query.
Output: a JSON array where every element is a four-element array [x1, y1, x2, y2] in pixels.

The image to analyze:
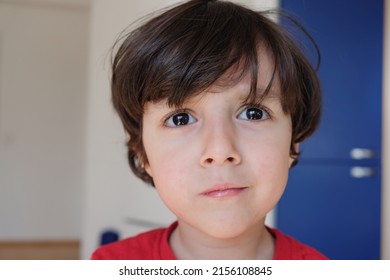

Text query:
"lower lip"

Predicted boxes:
[[203, 188, 247, 199]]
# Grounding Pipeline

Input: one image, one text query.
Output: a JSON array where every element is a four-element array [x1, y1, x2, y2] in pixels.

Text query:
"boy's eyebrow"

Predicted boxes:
[[156, 86, 282, 110], [239, 87, 281, 103]]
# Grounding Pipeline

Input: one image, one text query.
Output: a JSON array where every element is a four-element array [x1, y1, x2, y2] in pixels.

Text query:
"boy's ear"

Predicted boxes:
[[143, 162, 153, 177], [289, 143, 300, 167], [136, 150, 153, 177]]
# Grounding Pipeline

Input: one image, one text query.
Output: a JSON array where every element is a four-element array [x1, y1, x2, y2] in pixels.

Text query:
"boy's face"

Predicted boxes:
[[142, 49, 295, 239]]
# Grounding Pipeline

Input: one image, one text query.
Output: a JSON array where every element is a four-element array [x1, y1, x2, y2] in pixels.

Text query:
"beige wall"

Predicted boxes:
[[0, 2, 89, 240]]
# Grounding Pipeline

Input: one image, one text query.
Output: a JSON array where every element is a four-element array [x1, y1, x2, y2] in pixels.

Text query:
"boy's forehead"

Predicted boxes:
[[212, 47, 280, 90], [203, 50, 281, 100]]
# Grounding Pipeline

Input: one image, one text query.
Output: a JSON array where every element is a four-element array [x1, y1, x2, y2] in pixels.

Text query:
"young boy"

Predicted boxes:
[[92, 0, 326, 260]]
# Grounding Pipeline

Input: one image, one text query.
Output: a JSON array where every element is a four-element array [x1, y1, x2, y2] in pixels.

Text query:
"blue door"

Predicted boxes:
[[277, 0, 383, 259]]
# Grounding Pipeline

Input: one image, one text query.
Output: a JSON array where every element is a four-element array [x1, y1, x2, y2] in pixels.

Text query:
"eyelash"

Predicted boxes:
[[237, 104, 272, 121], [162, 104, 272, 128], [162, 109, 196, 128]]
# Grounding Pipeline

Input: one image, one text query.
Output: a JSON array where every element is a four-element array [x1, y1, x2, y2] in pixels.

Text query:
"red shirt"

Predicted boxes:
[[91, 222, 327, 260]]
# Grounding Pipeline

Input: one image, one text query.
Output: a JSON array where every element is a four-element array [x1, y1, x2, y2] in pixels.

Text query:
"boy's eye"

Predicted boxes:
[[238, 107, 269, 121], [165, 112, 197, 127]]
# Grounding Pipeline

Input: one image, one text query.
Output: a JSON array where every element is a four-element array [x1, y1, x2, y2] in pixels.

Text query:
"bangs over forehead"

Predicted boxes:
[[143, 0, 271, 107]]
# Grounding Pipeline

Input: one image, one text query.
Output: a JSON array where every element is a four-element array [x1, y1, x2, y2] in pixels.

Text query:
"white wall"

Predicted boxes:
[[81, 0, 279, 260], [0, 2, 89, 240]]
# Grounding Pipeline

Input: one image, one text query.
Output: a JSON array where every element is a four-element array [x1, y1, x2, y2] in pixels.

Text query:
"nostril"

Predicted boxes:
[[204, 157, 236, 164]]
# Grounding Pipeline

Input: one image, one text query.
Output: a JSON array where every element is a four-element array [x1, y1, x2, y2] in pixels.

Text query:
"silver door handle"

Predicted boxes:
[[350, 167, 375, 178], [350, 148, 375, 160]]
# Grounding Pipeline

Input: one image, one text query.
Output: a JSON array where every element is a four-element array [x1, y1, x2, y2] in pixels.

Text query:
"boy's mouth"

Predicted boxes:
[[201, 183, 248, 199]]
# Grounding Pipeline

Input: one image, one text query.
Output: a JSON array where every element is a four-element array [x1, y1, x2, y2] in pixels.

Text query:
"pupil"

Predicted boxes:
[[247, 108, 263, 120], [173, 113, 189, 126]]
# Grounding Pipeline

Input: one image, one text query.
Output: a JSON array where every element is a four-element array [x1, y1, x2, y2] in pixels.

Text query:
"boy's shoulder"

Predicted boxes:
[[91, 222, 177, 260], [268, 227, 328, 260]]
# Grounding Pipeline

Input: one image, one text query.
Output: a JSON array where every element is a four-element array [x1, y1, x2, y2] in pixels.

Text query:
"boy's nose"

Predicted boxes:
[[200, 120, 242, 167]]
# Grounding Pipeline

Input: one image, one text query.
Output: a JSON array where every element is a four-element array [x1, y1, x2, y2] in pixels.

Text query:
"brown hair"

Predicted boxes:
[[111, 0, 321, 186]]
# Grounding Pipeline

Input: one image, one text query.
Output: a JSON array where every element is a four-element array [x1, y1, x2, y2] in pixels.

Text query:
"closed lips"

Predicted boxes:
[[201, 184, 248, 198]]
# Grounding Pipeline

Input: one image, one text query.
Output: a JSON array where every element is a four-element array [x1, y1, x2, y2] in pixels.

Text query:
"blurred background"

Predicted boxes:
[[0, 0, 388, 260]]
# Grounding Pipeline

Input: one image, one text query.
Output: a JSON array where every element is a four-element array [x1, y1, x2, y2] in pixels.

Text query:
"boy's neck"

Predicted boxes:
[[169, 220, 275, 260]]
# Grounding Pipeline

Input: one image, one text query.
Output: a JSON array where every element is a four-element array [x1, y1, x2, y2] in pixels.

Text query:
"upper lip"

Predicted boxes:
[[201, 183, 247, 195]]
